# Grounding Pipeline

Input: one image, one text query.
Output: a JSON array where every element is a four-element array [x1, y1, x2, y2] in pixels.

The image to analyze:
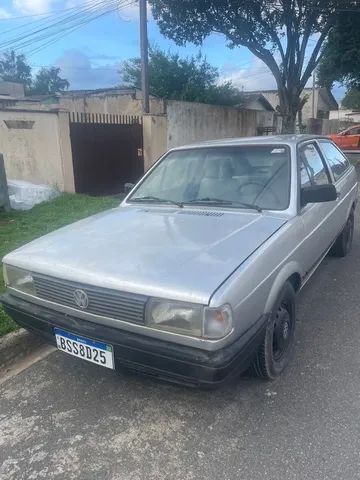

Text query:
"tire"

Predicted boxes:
[[330, 210, 355, 258], [251, 282, 296, 380]]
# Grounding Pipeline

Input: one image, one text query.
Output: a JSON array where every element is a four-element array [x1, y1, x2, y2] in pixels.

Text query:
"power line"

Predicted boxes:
[[0, 0, 117, 39], [0, 0, 119, 49], [26, 1, 136, 57], [26, 5, 128, 57], [0, 0, 108, 21], [0, 0, 136, 56]]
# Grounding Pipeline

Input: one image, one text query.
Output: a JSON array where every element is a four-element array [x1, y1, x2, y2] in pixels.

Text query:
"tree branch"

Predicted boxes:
[[300, 15, 336, 90]]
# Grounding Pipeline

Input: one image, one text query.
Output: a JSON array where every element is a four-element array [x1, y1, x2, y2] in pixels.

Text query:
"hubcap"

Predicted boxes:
[[272, 305, 292, 361]]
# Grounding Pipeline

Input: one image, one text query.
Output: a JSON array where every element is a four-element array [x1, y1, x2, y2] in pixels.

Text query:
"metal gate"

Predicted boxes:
[[69, 112, 143, 195]]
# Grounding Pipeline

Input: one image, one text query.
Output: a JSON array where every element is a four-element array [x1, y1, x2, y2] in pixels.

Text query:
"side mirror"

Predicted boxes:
[[301, 184, 337, 206], [124, 182, 135, 195]]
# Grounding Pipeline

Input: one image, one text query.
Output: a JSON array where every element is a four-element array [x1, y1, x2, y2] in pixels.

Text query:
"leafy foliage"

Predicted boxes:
[[32, 67, 70, 95], [318, 12, 360, 90], [122, 48, 243, 106], [149, 0, 357, 132], [0, 50, 32, 90], [342, 89, 360, 110], [0, 50, 69, 95]]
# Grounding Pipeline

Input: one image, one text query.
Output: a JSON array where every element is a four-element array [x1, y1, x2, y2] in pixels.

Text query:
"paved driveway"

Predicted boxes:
[[1, 211, 360, 480]]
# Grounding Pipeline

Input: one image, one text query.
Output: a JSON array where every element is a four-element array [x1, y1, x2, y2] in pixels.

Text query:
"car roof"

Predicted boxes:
[[344, 125, 360, 131], [172, 134, 329, 150]]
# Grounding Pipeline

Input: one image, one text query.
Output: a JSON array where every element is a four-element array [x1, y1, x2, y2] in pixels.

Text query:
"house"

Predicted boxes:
[[246, 87, 338, 124], [238, 93, 278, 134], [330, 108, 360, 124], [239, 93, 275, 112]]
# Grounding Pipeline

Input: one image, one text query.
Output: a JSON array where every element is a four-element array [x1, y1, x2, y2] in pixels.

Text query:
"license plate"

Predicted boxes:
[[54, 328, 114, 370]]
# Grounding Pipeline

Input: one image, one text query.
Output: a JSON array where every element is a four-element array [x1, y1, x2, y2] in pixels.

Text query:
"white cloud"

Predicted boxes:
[[0, 7, 11, 18], [13, 0, 55, 15], [220, 57, 277, 92], [56, 49, 121, 89]]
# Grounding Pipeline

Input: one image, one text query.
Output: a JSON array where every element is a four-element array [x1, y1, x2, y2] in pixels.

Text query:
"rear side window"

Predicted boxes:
[[298, 143, 330, 186], [349, 127, 360, 135], [318, 141, 350, 181]]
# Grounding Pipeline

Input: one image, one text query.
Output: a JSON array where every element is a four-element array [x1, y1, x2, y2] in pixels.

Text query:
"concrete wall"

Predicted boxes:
[[256, 111, 277, 129], [57, 93, 165, 116], [166, 101, 259, 149], [0, 109, 75, 192], [143, 115, 168, 171], [0, 81, 25, 98]]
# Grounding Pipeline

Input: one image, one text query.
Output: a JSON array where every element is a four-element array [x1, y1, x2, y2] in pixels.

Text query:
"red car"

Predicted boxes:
[[330, 125, 360, 151]]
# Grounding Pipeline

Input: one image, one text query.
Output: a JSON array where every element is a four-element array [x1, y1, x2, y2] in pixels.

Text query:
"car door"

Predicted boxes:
[[298, 141, 339, 276], [317, 140, 355, 230], [340, 127, 360, 150]]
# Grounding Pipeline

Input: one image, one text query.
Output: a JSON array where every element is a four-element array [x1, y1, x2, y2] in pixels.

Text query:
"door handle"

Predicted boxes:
[[336, 191, 341, 199]]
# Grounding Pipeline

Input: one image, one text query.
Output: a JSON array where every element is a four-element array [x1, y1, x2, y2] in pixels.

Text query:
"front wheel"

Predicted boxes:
[[330, 210, 354, 258], [251, 282, 296, 380]]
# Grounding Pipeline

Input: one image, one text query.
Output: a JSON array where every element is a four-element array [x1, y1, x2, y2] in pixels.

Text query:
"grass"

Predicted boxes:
[[0, 193, 119, 336]]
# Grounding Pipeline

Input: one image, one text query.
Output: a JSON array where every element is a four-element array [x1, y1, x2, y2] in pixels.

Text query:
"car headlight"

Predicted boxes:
[[3, 265, 36, 296], [145, 298, 232, 339]]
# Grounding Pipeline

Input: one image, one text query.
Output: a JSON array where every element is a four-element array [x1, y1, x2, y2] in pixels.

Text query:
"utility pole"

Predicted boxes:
[[311, 71, 316, 118], [140, 0, 150, 113]]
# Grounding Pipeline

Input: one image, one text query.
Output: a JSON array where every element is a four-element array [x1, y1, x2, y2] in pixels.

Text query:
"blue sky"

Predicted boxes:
[[0, 0, 345, 100]]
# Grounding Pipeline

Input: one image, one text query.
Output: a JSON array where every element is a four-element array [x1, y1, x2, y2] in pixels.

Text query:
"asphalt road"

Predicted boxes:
[[1, 210, 360, 480]]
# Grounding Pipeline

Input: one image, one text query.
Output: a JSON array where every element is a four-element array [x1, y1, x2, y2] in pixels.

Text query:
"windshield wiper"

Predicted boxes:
[[185, 197, 262, 212], [129, 196, 183, 208]]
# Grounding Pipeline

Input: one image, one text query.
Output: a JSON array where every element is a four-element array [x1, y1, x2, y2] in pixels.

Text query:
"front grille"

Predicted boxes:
[[32, 274, 147, 324]]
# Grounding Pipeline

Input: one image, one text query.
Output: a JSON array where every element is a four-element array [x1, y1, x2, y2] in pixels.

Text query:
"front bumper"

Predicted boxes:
[[1, 293, 267, 387]]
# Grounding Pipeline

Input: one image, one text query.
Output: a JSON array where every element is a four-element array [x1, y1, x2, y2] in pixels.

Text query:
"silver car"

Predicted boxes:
[[1, 135, 357, 387]]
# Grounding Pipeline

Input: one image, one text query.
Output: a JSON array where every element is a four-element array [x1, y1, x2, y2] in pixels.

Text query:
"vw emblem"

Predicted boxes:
[[73, 289, 89, 309]]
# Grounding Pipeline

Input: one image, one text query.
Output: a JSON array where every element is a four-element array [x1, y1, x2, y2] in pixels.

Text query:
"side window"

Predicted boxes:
[[318, 141, 350, 182], [349, 127, 360, 135], [299, 143, 330, 186], [300, 161, 312, 187]]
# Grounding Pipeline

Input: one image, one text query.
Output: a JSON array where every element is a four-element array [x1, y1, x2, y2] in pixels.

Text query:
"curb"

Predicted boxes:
[[0, 328, 46, 371]]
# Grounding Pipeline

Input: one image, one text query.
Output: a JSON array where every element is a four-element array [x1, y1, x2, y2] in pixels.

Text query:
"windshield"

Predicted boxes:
[[128, 145, 291, 211]]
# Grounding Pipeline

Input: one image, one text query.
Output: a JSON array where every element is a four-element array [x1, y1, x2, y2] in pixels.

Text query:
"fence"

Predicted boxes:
[[69, 112, 142, 125]]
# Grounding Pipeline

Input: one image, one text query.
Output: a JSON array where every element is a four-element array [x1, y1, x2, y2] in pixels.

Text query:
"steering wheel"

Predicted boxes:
[[237, 181, 280, 205]]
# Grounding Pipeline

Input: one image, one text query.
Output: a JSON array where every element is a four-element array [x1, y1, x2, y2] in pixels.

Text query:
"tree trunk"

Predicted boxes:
[[278, 85, 299, 134], [281, 111, 297, 134]]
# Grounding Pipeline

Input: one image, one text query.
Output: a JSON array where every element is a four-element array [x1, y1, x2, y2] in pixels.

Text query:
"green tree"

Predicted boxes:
[[318, 12, 360, 90], [149, 0, 357, 133], [122, 48, 243, 106], [0, 50, 32, 90], [342, 89, 360, 110], [31, 67, 69, 95]]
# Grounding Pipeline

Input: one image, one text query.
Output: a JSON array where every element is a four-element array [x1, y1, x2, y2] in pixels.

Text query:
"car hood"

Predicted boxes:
[[4, 206, 286, 304]]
